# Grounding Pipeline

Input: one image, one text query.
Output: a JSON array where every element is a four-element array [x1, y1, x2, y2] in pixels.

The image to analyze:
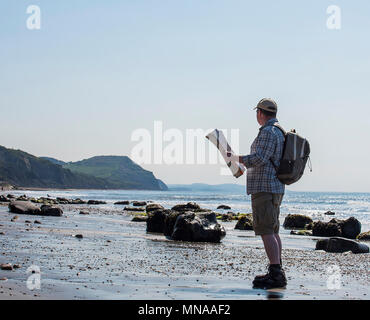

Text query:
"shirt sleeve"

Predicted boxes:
[[241, 129, 276, 168]]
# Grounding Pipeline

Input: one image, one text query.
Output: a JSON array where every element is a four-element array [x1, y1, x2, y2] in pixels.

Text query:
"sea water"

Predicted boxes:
[[3, 189, 370, 231]]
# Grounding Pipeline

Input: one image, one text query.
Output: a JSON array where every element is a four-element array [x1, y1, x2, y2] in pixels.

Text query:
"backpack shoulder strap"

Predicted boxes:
[[267, 122, 286, 171], [272, 123, 286, 136]]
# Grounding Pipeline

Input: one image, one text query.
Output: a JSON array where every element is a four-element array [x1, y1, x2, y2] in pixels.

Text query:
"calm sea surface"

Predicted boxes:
[[3, 189, 370, 231]]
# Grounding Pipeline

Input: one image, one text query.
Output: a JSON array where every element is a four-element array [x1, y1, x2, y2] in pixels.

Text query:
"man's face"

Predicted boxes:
[[256, 109, 264, 126]]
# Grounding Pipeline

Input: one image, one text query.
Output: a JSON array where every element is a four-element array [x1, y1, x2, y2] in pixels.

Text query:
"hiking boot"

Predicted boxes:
[[254, 261, 284, 281], [254, 263, 286, 279], [253, 265, 287, 289], [253, 264, 270, 281]]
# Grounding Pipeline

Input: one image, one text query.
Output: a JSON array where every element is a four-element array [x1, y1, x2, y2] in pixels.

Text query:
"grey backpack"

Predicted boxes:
[[271, 124, 311, 185]]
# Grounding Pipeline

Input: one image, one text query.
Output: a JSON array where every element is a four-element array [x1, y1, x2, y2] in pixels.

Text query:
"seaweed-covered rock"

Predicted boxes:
[[304, 222, 314, 230], [312, 221, 342, 237], [356, 231, 370, 241], [316, 237, 369, 254], [71, 198, 86, 204], [146, 203, 164, 213], [220, 214, 233, 222], [56, 197, 70, 204], [171, 212, 226, 243], [132, 216, 148, 222], [283, 214, 313, 229], [290, 230, 312, 236], [312, 217, 361, 239], [234, 214, 254, 230], [8, 201, 41, 215], [40, 205, 63, 217], [217, 205, 231, 210], [146, 209, 171, 233]]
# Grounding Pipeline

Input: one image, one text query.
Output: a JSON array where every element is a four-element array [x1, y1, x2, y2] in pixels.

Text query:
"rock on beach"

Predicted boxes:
[[234, 214, 254, 230], [283, 214, 313, 229], [312, 217, 361, 239], [316, 237, 369, 254], [170, 211, 226, 243]]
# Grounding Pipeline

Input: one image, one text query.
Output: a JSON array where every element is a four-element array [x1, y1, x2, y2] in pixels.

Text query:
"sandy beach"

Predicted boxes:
[[0, 193, 369, 300]]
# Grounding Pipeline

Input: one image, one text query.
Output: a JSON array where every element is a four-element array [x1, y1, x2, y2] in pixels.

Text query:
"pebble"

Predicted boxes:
[[1, 263, 13, 270]]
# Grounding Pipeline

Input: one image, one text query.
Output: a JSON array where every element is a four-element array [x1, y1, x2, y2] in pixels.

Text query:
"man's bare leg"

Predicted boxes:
[[274, 233, 282, 264], [261, 234, 280, 265]]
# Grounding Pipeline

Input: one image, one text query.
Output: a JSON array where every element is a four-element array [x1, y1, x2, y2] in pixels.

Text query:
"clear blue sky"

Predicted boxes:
[[1, 0, 370, 192]]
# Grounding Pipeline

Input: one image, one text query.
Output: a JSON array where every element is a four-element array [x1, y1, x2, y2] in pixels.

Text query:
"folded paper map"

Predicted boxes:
[[206, 129, 245, 178]]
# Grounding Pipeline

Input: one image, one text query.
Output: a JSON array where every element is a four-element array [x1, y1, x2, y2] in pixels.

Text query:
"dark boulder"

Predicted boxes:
[[171, 202, 203, 212], [79, 211, 89, 215], [163, 211, 183, 237], [283, 214, 313, 229], [8, 201, 41, 215], [40, 205, 63, 217], [87, 200, 107, 205], [114, 201, 130, 205], [217, 205, 231, 210], [133, 201, 147, 207], [146, 203, 164, 213], [171, 212, 226, 243], [124, 206, 145, 212], [316, 237, 369, 254], [341, 217, 361, 239], [312, 221, 342, 237], [324, 211, 335, 215], [146, 209, 171, 233], [312, 217, 361, 239], [235, 214, 254, 230]]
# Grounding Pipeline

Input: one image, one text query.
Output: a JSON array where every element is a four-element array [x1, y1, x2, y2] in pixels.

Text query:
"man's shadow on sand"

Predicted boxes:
[[215, 287, 284, 300]]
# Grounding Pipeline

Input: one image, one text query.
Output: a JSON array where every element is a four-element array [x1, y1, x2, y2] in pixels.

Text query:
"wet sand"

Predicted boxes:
[[0, 201, 369, 300]]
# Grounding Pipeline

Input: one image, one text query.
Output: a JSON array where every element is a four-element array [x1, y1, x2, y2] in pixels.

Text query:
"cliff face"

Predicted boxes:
[[0, 146, 109, 189], [63, 156, 168, 190], [0, 146, 167, 190]]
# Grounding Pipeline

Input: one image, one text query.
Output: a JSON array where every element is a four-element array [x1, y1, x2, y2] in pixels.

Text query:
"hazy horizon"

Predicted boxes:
[[1, 0, 370, 193]]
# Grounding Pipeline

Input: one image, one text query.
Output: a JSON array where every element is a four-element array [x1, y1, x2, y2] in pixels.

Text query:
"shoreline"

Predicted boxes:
[[1, 195, 369, 300], [5, 186, 370, 195]]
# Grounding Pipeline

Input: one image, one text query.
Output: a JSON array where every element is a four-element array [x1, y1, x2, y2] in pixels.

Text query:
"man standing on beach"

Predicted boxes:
[[233, 98, 287, 289]]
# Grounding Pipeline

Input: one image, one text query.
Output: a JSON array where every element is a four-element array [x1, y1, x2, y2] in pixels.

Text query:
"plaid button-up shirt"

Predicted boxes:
[[242, 118, 285, 195]]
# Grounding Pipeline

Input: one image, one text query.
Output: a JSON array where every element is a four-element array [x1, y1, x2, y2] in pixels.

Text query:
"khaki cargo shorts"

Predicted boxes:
[[251, 192, 284, 236]]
